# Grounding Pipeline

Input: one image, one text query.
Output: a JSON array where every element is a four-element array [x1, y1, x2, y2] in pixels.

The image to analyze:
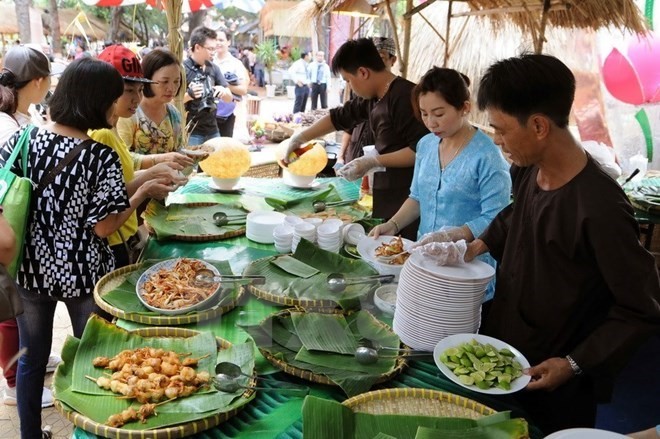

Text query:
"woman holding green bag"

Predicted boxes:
[[0, 45, 61, 413], [0, 57, 157, 439]]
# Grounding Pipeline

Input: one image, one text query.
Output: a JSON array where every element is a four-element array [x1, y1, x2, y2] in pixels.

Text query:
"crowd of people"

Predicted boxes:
[[0, 32, 658, 439]]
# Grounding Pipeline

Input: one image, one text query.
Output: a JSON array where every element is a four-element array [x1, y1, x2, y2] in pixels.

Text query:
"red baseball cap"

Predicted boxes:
[[97, 44, 154, 83]]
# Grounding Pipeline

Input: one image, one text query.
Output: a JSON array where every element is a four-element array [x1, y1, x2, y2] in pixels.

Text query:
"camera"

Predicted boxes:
[[187, 73, 216, 113]]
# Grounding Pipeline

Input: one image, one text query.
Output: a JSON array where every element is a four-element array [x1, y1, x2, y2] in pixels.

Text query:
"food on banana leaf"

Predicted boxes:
[[140, 258, 219, 310], [105, 401, 168, 427], [298, 210, 355, 221], [86, 347, 212, 426]]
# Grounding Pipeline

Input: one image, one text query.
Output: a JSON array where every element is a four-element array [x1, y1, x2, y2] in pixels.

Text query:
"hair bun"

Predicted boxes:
[[459, 72, 471, 87]]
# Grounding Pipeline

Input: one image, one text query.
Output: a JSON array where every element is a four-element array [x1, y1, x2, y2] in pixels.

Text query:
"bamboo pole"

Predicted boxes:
[[401, 0, 413, 78], [165, 0, 185, 142], [419, 12, 446, 44], [385, 0, 404, 75], [443, 0, 452, 67], [535, 0, 552, 53]]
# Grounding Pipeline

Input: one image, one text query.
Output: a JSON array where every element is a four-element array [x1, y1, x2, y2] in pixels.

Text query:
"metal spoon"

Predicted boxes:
[[215, 362, 261, 381], [213, 368, 309, 396], [213, 212, 247, 227], [354, 346, 432, 365], [194, 269, 266, 286], [326, 272, 395, 293], [312, 199, 358, 213]]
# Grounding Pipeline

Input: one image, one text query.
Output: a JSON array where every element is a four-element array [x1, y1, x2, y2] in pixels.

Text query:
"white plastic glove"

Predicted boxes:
[[414, 240, 467, 266], [337, 156, 381, 181], [281, 133, 308, 164], [408, 227, 467, 251]]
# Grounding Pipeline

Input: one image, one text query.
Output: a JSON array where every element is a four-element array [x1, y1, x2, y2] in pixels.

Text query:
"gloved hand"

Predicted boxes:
[[408, 227, 468, 250], [281, 133, 309, 164], [368, 220, 399, 239], [414, 240, 467, 266], [337, 156, 381, 181]]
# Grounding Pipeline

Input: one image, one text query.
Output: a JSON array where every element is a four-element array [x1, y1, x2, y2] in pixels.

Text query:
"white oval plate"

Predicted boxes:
[[136, 258, 222, 315], [433, 333, 531, 395], [545, 429, 629, 439]]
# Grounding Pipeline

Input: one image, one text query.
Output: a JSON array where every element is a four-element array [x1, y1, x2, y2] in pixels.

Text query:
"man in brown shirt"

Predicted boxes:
[[283, 38, 428, 239], [465, 53, 660, 434]]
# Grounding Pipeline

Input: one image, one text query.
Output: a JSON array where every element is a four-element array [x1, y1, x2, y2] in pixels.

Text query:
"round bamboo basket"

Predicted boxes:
[[144, 202, 246, 242], [54, 327, 256, 439], [342, 388, 495, 419], [257, 309, 408, 388], [94, 263, 245, 326]]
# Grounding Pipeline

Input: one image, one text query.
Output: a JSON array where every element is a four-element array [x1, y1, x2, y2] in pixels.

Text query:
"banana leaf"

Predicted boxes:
[[243, 239, 378, 310], [290, 311, 356, 354], [270, 255, 320, 278], [302, 396, 528, 439], [144, 201, 247, 240], [54, 316, 255, 430], [101, 259, 240, 316], [243, 310, 400, 396]]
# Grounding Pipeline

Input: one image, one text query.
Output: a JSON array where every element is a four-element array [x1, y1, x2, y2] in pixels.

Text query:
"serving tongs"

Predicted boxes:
[[193, 269, 265, 287]]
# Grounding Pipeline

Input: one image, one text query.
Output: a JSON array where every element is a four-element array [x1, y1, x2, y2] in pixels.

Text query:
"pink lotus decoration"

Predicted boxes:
[[602, 33, 660, 105]]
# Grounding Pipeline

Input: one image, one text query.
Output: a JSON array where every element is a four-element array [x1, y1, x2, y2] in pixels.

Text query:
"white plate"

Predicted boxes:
[[281, 178, 321, 190], [544, 429, 629, 439], [433, 333, 531, 395], [409, 251, 495, 282], [208, 179, 243, 192], [136, 258, 222, 315], [357, 235, 414, 262]]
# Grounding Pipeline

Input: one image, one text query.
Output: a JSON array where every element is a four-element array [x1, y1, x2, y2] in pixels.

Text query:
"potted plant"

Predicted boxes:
[[255, 39, 278, 97]]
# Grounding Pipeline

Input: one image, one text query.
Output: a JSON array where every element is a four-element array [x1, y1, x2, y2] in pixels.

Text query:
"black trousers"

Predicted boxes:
[[216, 113, 236, 137], [310, 83, 327, 110], [293, 85, 310, 113]]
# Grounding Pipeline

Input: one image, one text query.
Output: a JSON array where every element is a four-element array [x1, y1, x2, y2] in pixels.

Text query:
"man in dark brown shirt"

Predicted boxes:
[[465, 54, 660, 434], [283, 38, 428, 240]]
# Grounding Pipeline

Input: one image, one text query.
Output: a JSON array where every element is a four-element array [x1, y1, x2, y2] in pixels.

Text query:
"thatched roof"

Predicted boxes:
[[293, 0, 648, 38], [0, 4, 43, 35]]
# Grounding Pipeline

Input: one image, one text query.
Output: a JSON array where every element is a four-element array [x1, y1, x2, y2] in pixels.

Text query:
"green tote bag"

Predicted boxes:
[[0, 126, 34, 278]]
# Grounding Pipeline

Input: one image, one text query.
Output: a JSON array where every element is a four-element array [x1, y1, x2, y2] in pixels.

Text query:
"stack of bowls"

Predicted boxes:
[[303, 217, 323, 227], [246, 211, 286, 244], [316, 222, 342, 253], [292, 222, 317, 252], [272, 224, 294, 253], [284, 215, 303, 228]]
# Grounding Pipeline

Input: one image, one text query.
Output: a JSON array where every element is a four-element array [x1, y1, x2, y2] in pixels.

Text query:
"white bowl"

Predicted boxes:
[[283, 170, 315, 187], [342, 223, 366, 245], [212, 177, 240, 190], [294, 222, 316, 234], [273, 224, 294, 238], [317, 223, 341, 236], [322, 218, 344, 229], [284, 215, 303, 226], [374, 284, 397, 316]]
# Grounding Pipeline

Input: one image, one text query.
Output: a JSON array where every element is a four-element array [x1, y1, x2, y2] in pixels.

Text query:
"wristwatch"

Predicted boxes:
[[565, 355, 583, 375]]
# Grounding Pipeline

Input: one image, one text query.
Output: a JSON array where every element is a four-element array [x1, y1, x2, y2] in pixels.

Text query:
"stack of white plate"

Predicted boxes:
[[393, 251, 495, 351], [292, 222, 317, 252], [246, 211, 286, 244], [316, 222, 342, 253]]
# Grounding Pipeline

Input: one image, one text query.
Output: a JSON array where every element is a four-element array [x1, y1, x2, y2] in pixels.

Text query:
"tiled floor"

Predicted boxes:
[[0, 302, 74, 439]]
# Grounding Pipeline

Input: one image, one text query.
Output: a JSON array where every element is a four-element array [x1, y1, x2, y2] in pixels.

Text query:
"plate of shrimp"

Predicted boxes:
[[136, 258, 222, 315]]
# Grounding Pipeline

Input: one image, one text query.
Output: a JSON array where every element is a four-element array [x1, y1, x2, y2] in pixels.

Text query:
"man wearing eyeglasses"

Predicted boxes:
[[183, 26, 232, 145]]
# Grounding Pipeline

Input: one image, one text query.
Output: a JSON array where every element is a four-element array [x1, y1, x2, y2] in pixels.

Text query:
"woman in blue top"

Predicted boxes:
[[370, 67, 511, 299]]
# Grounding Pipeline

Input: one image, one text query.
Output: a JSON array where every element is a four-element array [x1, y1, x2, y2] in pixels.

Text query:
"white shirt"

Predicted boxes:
[[288, 58, 309, 85]]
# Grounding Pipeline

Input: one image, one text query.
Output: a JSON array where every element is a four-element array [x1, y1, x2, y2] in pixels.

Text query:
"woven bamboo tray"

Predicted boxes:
[[54, 327, 256, 439], [342, 388, 495, 419], [143, 202, 246, 242], [244, 162, 281, 178], [257, 309, 408, 387], [94, 264, 245, 326]]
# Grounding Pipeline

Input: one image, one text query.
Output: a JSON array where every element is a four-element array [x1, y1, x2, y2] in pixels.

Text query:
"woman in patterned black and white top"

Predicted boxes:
[[0, 57, 170, 439]]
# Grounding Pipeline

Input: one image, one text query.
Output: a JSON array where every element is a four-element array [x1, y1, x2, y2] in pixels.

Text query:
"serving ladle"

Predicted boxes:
[[213, 212, 248, 227], [312, 199, 358, 213], [194, 269, 266, 286], [213, 362, 309, 395], [326, 272, 395, 293], [354, 346, 432, 365]]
